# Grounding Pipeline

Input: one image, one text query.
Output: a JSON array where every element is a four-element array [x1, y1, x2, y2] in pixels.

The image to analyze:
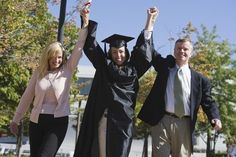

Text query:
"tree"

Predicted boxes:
[[0, 58, 31, 134], [0, 0, 58, 66]]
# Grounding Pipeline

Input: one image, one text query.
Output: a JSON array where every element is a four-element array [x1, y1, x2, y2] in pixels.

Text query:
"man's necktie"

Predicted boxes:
[[174, 68, 185, 118]]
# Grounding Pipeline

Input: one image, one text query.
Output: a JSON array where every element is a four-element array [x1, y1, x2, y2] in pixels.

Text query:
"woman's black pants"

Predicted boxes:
[[29, 114, 68, 157]]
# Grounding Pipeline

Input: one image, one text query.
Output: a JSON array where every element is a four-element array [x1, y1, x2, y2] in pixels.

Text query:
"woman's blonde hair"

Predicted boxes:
[[38, 42, 66, 79]]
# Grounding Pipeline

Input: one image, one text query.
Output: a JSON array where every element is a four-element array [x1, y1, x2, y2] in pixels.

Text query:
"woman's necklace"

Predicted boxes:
[[47, 70, 58, 85]]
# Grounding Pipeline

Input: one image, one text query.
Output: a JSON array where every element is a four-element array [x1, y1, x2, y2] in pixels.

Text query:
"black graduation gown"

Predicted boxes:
[[73, 20, 154, 157]]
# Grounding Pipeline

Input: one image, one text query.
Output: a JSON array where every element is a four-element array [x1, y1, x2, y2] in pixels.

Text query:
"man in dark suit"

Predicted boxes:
[[138, 7, 222, 157]]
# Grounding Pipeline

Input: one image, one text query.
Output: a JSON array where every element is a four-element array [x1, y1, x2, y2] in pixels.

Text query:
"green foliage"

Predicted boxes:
[[0, 57, 31, 133]]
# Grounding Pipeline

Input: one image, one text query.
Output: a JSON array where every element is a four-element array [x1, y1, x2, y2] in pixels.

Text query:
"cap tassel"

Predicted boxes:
[[104, 43, 108, 58]]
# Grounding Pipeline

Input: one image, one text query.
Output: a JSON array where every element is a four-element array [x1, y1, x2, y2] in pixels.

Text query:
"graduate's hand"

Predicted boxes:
[[145, 6, 159, 31], [9, 121, 18, 136], [80, 8, 90, 28], [147, 6, 159, 22]]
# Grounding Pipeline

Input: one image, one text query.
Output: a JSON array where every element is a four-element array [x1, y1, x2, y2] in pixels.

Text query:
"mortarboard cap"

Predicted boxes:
[[102, 34, 134, 48]]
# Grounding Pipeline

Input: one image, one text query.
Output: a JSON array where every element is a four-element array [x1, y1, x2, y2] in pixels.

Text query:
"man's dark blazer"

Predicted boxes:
[[138, 52, 220, 151]]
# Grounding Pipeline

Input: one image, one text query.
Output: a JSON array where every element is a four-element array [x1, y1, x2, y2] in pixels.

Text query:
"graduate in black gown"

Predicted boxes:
[[74, 8, 157, 157]]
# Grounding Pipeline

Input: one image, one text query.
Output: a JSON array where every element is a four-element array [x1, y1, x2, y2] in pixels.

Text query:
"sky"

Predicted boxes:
[[48, 0, 236, 65]]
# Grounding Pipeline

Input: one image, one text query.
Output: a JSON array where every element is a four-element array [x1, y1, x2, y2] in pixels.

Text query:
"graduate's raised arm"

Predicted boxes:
[[145, 7, 159, 32]]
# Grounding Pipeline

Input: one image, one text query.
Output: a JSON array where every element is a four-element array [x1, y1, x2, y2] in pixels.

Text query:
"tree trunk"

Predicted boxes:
[[206, 129, 215, 157], [142, 133, 149, 157]]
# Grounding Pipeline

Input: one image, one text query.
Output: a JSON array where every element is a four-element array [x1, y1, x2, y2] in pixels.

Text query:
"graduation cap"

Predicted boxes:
[[101, 34, 134, 61], [102, 34, 134, 49]]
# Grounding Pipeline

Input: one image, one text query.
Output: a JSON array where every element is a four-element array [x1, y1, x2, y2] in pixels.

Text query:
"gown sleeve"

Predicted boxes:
[[83, 20, 107, 69], [130, 30, 155, 78], [132, 30, 175, 74]]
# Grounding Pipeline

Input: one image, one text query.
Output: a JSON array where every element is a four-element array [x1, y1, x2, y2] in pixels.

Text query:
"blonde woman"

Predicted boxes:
[[9, 9, 89, 157]]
